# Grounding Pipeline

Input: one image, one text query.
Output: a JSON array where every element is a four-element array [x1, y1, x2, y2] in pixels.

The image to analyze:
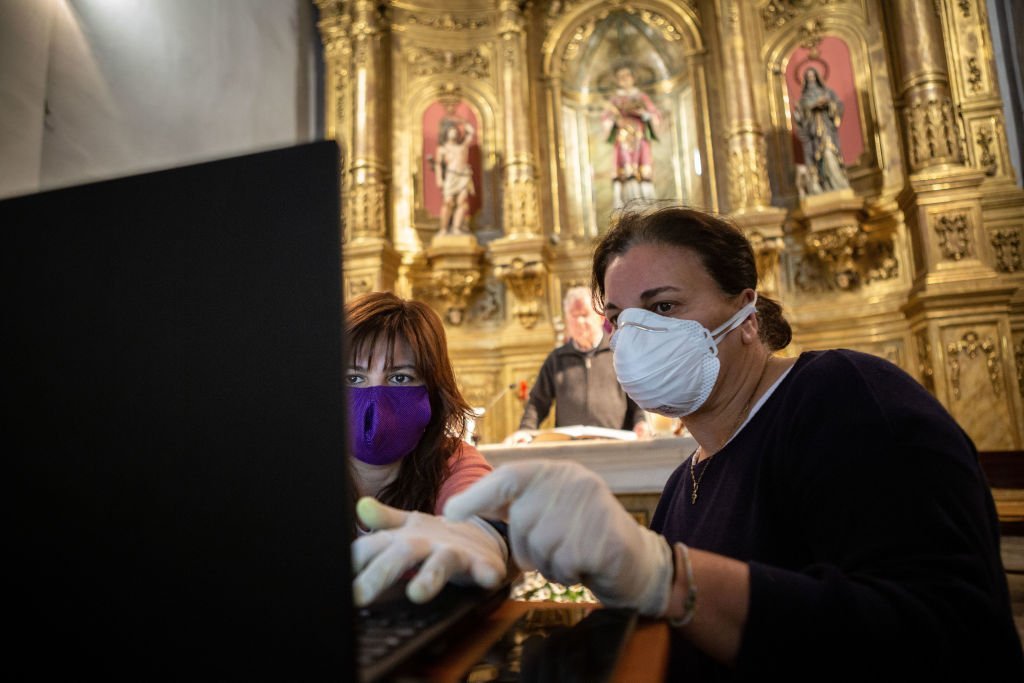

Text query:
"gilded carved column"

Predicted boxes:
[[887, 0, 1021, 447], [491, 0, 550, 332], [717, 0, 785, 298], [344, 0, 399, 294], [496, 0, 540, 238], [889, 1, 964, 174], [349, 0, 390, 242]]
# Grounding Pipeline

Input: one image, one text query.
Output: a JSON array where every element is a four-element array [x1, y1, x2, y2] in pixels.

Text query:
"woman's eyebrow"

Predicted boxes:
[[638, 285, 682, 301]]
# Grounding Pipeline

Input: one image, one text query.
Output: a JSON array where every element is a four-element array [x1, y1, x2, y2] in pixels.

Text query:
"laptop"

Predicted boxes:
[[6, 141, 504, 681]]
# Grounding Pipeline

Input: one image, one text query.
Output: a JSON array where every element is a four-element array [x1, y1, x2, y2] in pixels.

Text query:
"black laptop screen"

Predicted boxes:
[[6, 142, 355, 679]]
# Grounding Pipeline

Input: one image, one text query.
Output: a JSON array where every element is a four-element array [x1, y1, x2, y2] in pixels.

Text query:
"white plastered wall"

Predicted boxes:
[[0, 0, 319, 200]]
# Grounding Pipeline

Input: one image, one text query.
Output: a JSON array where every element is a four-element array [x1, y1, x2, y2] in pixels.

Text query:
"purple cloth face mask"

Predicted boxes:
[[348, 385, 432, 466]]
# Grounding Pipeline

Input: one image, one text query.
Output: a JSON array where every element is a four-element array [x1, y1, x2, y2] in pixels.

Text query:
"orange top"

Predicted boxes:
[[435, 442, 493, 515]]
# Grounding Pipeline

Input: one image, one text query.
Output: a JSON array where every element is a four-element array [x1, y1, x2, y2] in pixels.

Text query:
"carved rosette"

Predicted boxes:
[[945, 330, 1002, 400], [494, 257, 546, 329]]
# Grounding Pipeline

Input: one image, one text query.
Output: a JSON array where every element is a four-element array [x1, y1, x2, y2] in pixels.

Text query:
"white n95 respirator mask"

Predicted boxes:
[[609, 296, 758, 417]]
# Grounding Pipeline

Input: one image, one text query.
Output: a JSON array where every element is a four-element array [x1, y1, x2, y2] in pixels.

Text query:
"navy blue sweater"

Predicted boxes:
[[650, 350, 1023, 680]]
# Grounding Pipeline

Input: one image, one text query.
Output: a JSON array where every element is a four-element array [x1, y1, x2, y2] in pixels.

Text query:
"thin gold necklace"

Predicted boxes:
[[690, 355, 772, 504]]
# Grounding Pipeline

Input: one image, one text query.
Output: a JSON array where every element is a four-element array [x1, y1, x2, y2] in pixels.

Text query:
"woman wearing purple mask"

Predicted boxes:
[[345, 292, 508, 606]]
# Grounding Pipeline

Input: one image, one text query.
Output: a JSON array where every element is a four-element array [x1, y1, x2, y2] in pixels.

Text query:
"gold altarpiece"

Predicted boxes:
[[316, 0, 1023, 450]]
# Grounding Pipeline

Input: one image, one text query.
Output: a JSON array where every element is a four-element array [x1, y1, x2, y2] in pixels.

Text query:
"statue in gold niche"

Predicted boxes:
[[601, 64, 661, 209], [793, 66, 851, 195], [430, 106, 476, 236]]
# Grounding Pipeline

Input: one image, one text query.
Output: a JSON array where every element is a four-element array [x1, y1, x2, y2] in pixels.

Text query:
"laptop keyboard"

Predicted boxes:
[[357, 581, 509, 683]]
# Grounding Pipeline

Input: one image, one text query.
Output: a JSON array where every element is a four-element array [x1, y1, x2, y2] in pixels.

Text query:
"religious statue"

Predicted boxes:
[[430, 111, 476, 236], [601, 64, 661, 209], [792, 66, 851, 195]]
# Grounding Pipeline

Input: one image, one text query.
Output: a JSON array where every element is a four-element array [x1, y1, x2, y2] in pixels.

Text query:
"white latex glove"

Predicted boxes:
[[506, 430, 535, 445], [444, 460, 673, 616], [351, 497, 508, 607]]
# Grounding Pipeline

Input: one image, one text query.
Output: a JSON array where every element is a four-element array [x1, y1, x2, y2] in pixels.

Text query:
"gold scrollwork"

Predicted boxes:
[[560, 18, 596, 68], [796, 228, 898, 292], [747, 232, 784, 295], [760, 0, 846, 32], [991, 227, 1022, 273], [958, 0, 972, 18], [966, 57, 983, 93], [556, 4, 683, 71], [405, 47, 490, 79], [493, 258, 546, 329], [916, 333, 936, 394], [502, 176, 540, 236], [798, 18, 825, 54], [727, 146, 769, 211], [428, 268, 482, 326], [946, 331, 1002, 400], [405, 13, 489, 31], [975, 127, 998, 175], [498, 0, 525, 37], [806, 225, 866, 290], [638, 9, 683, 42], [348, 181, 387, 241], [933, 213, 972, 262]]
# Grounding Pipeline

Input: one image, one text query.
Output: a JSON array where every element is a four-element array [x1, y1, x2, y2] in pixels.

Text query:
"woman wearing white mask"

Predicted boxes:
[[442, 207, 1019, 679]]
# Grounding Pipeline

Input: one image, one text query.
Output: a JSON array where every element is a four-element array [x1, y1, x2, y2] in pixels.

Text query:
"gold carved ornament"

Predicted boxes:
[[427, 268, 482, 327], [405, 47, 490, 79], [404, 13, 489, 31], [975, 127, 998, 176], [933, 213, 972, 262], [946, 331, 1002, 400], [917, 333, 936, 394], [905, 97, 963, 169], [493, 258, 545, 329], [760, 0, 847, 32], [991, 228, 1022, 273]]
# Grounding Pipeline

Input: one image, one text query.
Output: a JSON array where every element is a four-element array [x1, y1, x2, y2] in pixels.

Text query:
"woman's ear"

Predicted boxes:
[[739, 312, 760, 345]]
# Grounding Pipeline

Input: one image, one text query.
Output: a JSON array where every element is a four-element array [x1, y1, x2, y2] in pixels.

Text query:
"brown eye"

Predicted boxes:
[[653, 302, 674, 315]]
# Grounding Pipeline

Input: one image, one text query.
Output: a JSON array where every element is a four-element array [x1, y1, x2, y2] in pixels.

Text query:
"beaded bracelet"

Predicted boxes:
[[668, 542, 698, 628]]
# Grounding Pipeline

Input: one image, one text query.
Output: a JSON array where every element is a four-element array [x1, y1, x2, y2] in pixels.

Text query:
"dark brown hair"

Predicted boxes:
[[591, 206, 792, 351], [345, 291, 475, 513]]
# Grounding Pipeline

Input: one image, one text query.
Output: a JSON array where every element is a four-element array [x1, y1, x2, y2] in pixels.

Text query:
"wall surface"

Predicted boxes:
[[0, 0, 319, 199]]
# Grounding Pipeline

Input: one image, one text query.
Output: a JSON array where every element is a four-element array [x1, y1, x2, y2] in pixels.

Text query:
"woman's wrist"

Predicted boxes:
[[664, 542, 698, 627]]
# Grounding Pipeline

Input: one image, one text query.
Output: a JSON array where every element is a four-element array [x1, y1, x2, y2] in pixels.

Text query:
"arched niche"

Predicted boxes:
[[397, 81, 501, 253], [761, 8, 885, 204], [542, 1, 709, 241]]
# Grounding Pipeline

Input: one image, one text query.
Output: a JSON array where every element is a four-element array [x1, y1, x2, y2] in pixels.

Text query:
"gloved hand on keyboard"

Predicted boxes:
[[351, 497, 508, 607], [444, 460, 673, 616]]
